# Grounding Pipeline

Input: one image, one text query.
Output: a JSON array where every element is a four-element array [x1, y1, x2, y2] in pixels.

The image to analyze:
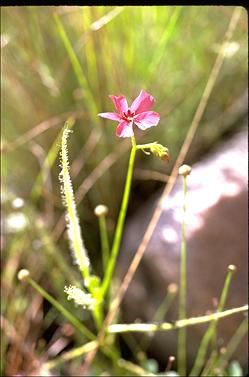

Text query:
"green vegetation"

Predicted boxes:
[[1, 6, 247, 376]]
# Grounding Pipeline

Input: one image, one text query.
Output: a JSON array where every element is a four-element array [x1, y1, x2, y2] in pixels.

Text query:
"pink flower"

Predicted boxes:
[[98, 90, 160, 138]]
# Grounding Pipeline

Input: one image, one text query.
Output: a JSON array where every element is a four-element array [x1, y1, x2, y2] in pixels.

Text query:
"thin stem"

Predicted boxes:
[[178, 174, 188, 376], [136, 141, 157, 150], [213, 317, 248, 373], [201, 351, 219, 377], [210, 266, 235, 351], [189, 266, 237, 376], [138, 285, 178, 353], [131, 135, 136, 148], [154, 287, 177, 322], [92, 304, 103, 331], [99, 214, 110, 272], [44, 341, 98, 369], [107, 305, 248, 334], [101, 137, 137, 299], [27, 277, 119, 365], [27, 277, 95, 340]]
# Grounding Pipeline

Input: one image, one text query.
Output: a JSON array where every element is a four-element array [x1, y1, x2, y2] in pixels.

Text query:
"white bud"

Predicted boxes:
[[94, 204, 108, 217], [178, 164, 192, 176], [18, 269, 30, 282]]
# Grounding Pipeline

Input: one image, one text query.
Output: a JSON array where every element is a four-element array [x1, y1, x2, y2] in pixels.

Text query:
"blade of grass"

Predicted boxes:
[[147, 6, 182, 78], [53, 12, 99, 125]]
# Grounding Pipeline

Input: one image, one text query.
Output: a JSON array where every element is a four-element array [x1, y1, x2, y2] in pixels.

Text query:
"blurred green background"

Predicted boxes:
[[1, 5, 247, 376]]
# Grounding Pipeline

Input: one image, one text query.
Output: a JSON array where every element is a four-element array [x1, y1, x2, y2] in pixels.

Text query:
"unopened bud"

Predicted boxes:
[[18, 269, 30, 282], [228, 264, 237, 272], [168, 283, 178, 294], [94, 204, 108, 217], [150, 143, 169, 161], [178, 164, 192, 176]]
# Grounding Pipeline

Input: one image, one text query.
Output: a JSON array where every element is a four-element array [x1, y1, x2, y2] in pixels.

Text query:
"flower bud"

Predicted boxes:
[[94, 204, 108, 217], [178, 164, 192, 176], [167, 283, 178, 294], [149, 143, 169, 161], [228, 264, 237, 272], [18, 269, 30, 282]]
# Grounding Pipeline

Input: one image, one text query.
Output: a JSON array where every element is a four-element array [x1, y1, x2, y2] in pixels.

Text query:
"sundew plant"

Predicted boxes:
[[18, 87, 247, 376], [2, 5, 248, 377]]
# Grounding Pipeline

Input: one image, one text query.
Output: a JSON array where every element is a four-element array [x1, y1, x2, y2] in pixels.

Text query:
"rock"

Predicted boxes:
[[117, 127, 248, 370]]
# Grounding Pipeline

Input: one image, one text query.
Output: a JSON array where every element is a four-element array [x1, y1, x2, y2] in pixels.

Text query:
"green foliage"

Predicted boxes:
[[1, 6, 248, 377]]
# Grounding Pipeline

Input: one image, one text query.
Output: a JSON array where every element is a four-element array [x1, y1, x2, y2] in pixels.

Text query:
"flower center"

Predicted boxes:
[[122, 109, 135, 122]]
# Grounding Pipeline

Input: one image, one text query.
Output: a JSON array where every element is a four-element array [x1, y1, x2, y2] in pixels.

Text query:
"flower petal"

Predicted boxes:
[[116, 121, 134, 138], [109, 95, 128, 113], [98, 112, 121, 121], [130, 90, 155, 114], [134, 111, 160, 130]]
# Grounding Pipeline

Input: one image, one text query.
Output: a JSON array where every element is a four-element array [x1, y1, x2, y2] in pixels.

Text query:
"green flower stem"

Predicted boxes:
[[154, 288, 178, 322], [210, 266, 236, 351], [189, 266, 237, 377], [92, 304, 103, 330], [178, 174, 188, 376], [107, 305, 248, 334], [101, 136, 137, 299], [98, 212, 111, 311], [27, 276, 95, 340], [99, 214, 110, 272]]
